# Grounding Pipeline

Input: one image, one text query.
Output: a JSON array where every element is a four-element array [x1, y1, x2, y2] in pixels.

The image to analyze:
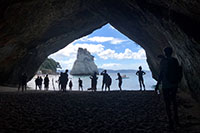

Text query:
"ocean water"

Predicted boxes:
[[27, 71, 157, 91]]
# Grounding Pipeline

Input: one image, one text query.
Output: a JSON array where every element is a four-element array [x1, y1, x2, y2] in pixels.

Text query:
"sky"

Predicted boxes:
[[49, 24, 149, 70]]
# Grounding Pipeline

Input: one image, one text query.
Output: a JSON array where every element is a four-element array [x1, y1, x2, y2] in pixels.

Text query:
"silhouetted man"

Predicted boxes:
[[69, 80, 73, 91], [136, 66, 146, 91], [60, 70, 69, 91], [44, 74, 49, 91], [38, 76, 43, 90], [78, 78, 83, 91], [155, 47, 182, 129], [18, 73, 27, 92], [101, 70, 109, 91], [35, 76, 40, 90], [89, 72, 98, 91], [105, 75, 112, 91]]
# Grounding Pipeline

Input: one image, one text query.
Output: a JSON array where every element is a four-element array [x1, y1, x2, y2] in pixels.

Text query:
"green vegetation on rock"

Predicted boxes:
[[39, 58, 61, 74]]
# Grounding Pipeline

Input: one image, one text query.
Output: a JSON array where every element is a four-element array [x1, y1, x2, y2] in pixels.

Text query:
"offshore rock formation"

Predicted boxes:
[[70, 48, 98, 75], [0, 0, 200, 100]]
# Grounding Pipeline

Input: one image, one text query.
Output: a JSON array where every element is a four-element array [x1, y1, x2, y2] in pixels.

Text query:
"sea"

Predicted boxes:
[[27, 71, 157, 91]]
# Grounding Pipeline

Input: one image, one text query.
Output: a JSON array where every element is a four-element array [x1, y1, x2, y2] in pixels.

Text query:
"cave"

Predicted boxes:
[[1, 0, 200, 101]]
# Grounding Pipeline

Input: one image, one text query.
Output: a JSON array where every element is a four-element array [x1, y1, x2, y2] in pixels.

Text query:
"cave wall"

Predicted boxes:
[[0, 0, 200, 100]]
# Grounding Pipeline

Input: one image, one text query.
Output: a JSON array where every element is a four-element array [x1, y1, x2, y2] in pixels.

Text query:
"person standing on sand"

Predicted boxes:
[[38, 76, 43, 90], [78, 78, 83, 91], [105, 75, 112, 91], [18, 73, 28, 92], [69, 80, 73, 91], [44, 74, 49, 91], [60, 70, 69, 91], [101, 70, 109, 91], [136, 66, 146, 91], [35, 76, 40, 90], [155, 47, 182, 129], [116, 73, 122, 91], [89, 72, 98, 91]]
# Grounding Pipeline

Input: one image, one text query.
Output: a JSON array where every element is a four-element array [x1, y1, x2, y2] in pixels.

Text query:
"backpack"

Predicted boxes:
[[166, 57, 183, 84]]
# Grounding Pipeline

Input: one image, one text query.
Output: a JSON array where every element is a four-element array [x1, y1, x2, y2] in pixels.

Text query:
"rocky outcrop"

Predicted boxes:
[[70, 48, 98, 75], [0, 0, 200, 100]]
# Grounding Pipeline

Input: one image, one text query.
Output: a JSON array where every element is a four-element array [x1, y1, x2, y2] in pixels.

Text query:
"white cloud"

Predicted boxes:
[[78, 36, 126, 45], [98, 48, 146, 60]]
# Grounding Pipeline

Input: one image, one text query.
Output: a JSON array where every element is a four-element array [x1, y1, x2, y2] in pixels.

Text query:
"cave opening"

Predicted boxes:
[[27, 23, 156, 91]]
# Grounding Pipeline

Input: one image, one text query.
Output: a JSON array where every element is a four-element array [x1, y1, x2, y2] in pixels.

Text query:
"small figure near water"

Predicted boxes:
[[78, 78, 83, 91], [88, 72, 98, 91], [116, 73, 122, 91], [18, 73, 28, 92], [155, 47, 182, 129], [35, 76, 40, 90], [38, 76, 43, 90], [44, 74, 49, 91], [69, 80, 73, 91], [105, 75, 112, 91], [136, 66, 146, 91], [101, 70, 108, 91], [101, 70, 112, 91], [60, 70, 69, 92]]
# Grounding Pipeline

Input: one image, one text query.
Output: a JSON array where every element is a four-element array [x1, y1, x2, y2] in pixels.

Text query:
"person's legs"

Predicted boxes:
[[139, 80, 142, 91], [163, 88, 173, 128], [102, 82, 105, 91], [119, 82, 122, 91], [171, 88, 179, 125], [142, 81, 145, 91]]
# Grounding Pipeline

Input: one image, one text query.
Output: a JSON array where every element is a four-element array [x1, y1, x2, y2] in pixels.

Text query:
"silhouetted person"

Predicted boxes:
[[18, 73, 27, 92], [58, 74, 61, 90], [116, 73, 122, 91], [105, 75, 112, 91], [136, 66, 146, 91], [60, 70, 69, 91], [155, 47, 182, 129], [89, 72, 98, 91], [35, 76, 40, 90], [101, 70, 109, 91], [69, 80, 73, 91], [78, 78, 83, 91], [38, 76, 43, 90], [44, 74, 49, 91]]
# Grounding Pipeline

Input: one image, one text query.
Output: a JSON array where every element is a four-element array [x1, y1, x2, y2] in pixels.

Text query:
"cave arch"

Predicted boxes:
[[1, 0, 200, 100]]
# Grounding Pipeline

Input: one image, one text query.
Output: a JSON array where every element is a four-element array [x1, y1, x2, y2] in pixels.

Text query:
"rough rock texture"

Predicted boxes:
[[70, 48, 98, 75], [0, 0, 200, 100]]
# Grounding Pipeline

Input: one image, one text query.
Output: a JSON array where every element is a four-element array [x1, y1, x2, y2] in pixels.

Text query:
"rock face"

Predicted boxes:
[[0, 0, 200, 101], [70, 48, 98, 75]]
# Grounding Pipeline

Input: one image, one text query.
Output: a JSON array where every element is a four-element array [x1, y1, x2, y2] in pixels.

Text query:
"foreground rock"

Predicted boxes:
[[70, 48, 98, 75], [0, 91, 199, 132], [1, 0, 200, 101]]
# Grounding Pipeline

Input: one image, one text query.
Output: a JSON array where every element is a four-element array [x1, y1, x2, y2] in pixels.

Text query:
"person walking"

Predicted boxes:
[[116, 73, 122, 91], [78, 78, 83, 91], [155, 47, 182, 129]]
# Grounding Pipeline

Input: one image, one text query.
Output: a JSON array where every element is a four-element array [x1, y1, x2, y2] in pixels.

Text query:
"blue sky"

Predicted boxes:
[[49, 24, 149, 70]]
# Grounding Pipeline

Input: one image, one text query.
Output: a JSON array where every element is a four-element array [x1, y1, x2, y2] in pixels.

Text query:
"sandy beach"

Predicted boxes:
[[0, 86, 200, 132]]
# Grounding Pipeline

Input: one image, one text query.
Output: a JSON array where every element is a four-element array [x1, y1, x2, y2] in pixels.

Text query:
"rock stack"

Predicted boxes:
[[70, 48, 98, 75]]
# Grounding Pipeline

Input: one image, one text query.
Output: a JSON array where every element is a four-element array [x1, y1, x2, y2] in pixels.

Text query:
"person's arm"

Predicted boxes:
[[143, 71, 146, 75], [136, 71, 138, 75]]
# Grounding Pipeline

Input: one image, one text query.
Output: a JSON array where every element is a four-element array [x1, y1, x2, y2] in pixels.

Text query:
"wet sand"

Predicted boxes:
[[0, 88, 199, 132]]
